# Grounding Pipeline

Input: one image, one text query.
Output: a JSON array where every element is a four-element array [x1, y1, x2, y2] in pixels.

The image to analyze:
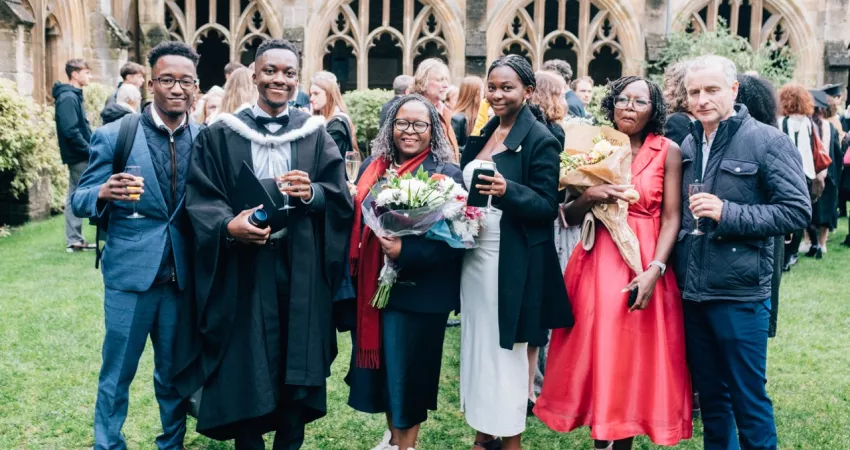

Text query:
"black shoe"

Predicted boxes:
[[473, 438, 502, 450], [841, 237, 850, 248], [527, 399, 535, 417], [814, 247, 823, 259], [805, 246, 819, 257], [783, 254, 799, 271]]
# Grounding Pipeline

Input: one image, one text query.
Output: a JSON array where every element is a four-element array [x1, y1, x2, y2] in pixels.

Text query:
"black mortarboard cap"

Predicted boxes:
[[809, 89, 830, 109], [819, 83, 843, 97]]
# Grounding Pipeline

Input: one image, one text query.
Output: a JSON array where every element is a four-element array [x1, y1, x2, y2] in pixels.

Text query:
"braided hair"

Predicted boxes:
[[487, 55, 547, 124], [370, 94, 455, 164], [601, 76, 667, 136], [735, 74, 778, 128]]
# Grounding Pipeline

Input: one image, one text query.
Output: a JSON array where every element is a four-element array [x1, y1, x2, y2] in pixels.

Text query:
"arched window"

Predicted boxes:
[[683, 0, 793, 54], [163, 0, 279, 91], [319, 0, 452, 91], [497, 0, 625, 85]]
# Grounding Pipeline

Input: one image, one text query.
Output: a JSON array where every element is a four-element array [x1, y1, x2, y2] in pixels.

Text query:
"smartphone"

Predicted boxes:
[[467, 163, 496, 208], [627, 287, 639, 308]]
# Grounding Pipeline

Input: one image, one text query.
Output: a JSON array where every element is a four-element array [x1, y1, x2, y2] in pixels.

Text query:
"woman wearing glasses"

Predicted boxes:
[[347, 95, 464, 450], [534, 77, 692, 449]]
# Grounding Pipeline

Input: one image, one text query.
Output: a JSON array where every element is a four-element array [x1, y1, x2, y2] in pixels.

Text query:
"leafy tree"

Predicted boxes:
[[342, 89, 393, 154], [650, 20, 796, 88], [83, 82, 113, 129], [0, 80, 66, 211]]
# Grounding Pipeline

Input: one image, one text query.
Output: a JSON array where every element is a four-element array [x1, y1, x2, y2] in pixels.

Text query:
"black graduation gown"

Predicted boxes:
[[173, 108, 353, 442]]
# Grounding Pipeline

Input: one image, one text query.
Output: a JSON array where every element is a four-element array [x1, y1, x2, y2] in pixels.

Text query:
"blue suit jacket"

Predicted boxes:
[[71, 118, 201, 292]]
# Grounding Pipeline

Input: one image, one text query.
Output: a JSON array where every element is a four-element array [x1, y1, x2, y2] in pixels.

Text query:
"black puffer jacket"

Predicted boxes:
[[675, 105, 811, 303], [53, 82, 91, 165]]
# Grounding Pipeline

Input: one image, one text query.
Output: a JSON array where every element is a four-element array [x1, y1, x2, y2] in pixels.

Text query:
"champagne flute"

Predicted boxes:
[[272, 158, 295, 211], [688, 183, 706, 235], [344, 151, 362, 182], [125, 165, 145, 219]]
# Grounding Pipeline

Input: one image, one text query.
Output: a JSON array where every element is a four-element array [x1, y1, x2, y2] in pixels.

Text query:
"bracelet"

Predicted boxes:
[[648, 260, 667, 276]]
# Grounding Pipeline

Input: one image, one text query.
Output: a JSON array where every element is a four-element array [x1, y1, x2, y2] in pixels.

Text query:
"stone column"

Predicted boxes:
[[84, 0, 130, 88], [642, 0, 667, 75], [0, 0, 36, 96], [465, 0, 487, 76], [138, 0, 167, 56]]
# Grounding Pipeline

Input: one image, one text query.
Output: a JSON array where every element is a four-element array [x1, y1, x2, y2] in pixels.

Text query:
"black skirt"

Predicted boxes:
[[346, 308, 449, 429], [812, 179, 839, 229]]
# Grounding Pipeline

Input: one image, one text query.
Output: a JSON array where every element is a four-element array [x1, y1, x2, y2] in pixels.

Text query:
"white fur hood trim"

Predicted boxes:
[[216, 113, 327, 146]]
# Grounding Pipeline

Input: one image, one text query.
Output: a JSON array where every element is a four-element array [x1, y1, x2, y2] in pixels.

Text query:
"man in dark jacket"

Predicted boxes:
[[104, 61, 145, 111], [100, 83, 142, 125], [541, 59, 586, 118], [379, 74, 414, 128], [677, 55, 810, 450], [54, 58, 93, 252]]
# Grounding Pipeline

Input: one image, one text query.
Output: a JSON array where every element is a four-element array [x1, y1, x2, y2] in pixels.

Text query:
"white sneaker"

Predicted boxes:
[[799, 241, 811, 253], [371, 430, 392, 450]]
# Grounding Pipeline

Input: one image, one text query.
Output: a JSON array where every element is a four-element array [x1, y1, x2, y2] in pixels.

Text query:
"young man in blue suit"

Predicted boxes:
[[71, 41, 201, 450]]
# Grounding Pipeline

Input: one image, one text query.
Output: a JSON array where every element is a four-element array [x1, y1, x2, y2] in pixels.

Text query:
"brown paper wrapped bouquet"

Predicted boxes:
[[559, 123, 643, 275]]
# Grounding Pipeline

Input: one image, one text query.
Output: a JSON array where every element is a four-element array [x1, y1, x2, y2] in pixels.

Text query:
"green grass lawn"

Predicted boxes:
[[1, 216, 848, 449]]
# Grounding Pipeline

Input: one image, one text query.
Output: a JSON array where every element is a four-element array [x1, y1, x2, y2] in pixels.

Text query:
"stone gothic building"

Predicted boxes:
[[1, 0, 848, 103]]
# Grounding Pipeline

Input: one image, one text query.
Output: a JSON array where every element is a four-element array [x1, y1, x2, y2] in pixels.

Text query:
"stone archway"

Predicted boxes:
[[485, 0, 644, 79], [673, 0, 817, 84], [30, 0, 88, 102], [303, 0, 466, 90]]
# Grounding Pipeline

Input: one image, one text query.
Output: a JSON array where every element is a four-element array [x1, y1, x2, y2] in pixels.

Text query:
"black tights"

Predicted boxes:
[[594, 438, 634, 450]]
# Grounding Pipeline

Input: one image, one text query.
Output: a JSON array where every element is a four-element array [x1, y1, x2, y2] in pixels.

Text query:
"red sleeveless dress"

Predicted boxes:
[[534, 134, 693, 445]]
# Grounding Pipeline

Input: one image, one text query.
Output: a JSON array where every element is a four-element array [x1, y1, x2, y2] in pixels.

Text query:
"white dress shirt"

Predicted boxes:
[[249, 104, 313, 205], [250, 104, 291, 180]]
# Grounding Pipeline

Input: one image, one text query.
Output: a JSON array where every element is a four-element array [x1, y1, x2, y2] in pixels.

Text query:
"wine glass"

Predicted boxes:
[[125, 165, 145, 219], [272, 158, 295, 211], [345, 151, 362, 182], [688, 183, 706, 235]]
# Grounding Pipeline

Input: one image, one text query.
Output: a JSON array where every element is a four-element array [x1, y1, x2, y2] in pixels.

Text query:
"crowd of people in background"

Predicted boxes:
[[49, 36, 849, 450]]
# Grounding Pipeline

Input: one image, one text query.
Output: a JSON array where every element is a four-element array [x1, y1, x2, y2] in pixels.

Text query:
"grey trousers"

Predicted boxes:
[[65, 161, 87, 245]]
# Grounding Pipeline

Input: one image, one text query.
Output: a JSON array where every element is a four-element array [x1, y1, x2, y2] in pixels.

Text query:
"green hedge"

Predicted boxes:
[[650, 20, 796, 87], [342, 89, 393, 154], [0, 80, 66, 211], [83, 82, 113, 129]]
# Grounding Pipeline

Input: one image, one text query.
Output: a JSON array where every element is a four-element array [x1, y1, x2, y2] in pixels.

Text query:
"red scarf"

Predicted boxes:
[[349, 148, 431, 369]]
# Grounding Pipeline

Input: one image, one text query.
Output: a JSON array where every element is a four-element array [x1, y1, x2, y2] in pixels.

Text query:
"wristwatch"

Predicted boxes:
[[648, 260, 667, 276]]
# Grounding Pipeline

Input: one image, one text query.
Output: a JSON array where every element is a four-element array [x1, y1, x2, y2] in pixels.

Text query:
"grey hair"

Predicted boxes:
[[393, 75, 415, 95], [686, 55, 737, 87], [370, 94, 455, 164], [116, 82, 141, 104]]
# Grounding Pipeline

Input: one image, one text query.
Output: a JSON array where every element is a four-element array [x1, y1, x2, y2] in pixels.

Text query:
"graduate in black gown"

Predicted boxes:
[[174, 38, 353, 449]]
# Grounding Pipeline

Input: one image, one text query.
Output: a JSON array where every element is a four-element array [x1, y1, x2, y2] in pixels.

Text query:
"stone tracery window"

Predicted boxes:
[[498, 0, 625, 85], [163, 0, 274, 90], [683, 0, 792, 53], [321, 0, 451, 91]]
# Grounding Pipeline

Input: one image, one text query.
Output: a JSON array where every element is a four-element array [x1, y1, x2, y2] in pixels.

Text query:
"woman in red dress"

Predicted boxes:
[[534, 76, 692, 449]]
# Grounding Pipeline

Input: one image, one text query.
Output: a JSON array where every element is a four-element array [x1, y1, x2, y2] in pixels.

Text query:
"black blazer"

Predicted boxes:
[[546, 121, 566, 149], [327, 115, 353, 160], [461, 105, 574, 349], [356, 153, 464, 315], [451, 112, 470, 149]]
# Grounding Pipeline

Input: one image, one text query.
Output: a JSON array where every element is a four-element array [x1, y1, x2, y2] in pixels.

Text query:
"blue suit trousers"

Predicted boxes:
[[684, 299, 777, 450], [93, 283, 186, 450]]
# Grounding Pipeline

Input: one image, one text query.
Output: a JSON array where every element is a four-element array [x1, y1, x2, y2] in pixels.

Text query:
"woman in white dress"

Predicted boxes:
[[459, 55, 573, 450]]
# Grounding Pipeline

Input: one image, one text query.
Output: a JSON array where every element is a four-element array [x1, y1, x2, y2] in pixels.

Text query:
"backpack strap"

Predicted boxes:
[[95, 113, 141, 269]]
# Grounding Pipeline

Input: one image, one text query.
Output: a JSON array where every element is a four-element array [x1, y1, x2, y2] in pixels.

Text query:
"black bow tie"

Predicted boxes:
[[255, 114, 289, 128]]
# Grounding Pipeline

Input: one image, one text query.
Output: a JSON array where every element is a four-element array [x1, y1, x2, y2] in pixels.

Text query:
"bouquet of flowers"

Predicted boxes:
[[559, 123, 643, 275], [362, 167, 487, 308]]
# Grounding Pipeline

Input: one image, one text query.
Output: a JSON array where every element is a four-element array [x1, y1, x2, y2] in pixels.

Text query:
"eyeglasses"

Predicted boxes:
[[614, 96, 652, 111], [393, 119, 431, 134], [154, 77, 198, 90]]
